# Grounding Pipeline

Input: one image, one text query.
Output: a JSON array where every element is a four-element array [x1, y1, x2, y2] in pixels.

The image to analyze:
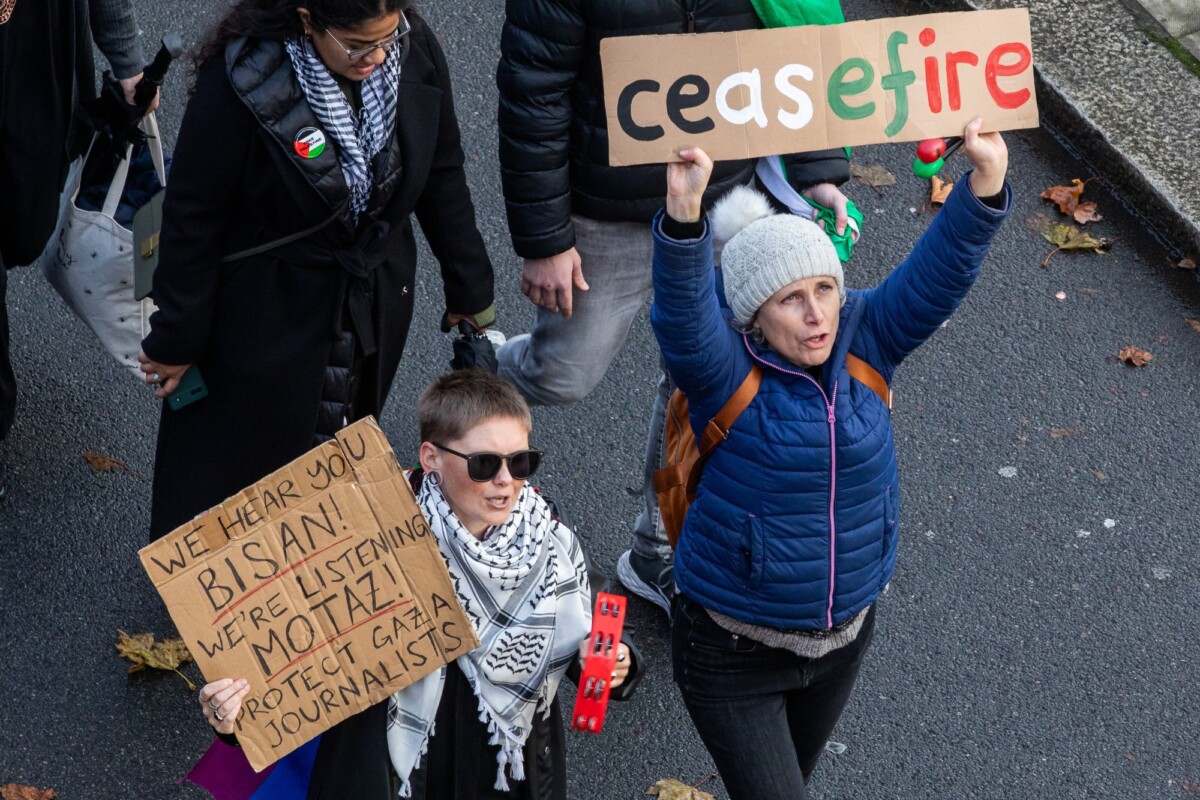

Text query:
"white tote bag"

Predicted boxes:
[[37, 112, 164, 380]]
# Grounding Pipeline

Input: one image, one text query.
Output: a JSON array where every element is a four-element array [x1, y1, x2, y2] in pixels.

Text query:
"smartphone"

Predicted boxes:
[[168, 366, 208, 411]]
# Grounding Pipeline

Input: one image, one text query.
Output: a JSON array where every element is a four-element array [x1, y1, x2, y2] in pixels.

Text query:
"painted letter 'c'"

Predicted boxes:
[[617, 79, 664, 142]]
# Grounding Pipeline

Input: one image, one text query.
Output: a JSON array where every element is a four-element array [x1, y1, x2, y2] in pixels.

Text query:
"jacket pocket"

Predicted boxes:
[[745, 514, 764, 589]]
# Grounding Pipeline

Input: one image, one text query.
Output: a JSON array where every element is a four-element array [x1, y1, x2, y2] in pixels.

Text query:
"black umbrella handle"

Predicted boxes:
[[133, 34, 184, 109]]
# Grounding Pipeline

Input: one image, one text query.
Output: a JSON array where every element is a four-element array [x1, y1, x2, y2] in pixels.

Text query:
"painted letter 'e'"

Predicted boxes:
[[985, 42, 1032, 109], [827, 58, 875, 121], [667, 75, 715, 134]]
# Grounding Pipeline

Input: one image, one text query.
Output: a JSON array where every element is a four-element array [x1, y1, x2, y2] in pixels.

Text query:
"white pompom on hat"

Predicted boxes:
[[712, 185, 845, 327]]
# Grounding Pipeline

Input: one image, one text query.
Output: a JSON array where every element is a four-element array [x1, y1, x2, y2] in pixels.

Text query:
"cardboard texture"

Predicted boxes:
[[601, 9, 1038, 166], [140, 417, 479, 772]]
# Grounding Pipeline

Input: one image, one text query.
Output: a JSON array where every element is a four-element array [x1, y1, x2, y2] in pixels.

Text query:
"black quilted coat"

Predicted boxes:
[[497, 0, 851, 259], [144, 13, 494, 538]]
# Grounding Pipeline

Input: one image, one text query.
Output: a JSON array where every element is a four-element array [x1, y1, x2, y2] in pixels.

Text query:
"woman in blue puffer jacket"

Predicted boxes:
[[653, 118, 1010, 800]]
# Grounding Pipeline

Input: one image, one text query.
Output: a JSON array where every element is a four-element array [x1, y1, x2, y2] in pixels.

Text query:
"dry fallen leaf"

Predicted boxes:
[[1027, 214, 1112, 267], [116, 630, 197, 690], [1050, 428, 1080, 438], [1122, 752, 1137, 762], [645, 779, 716, 800], [1088, 469, 1109, 483], [1117, 346, 1153, 367], [0, 786, 57, 800], [1181, 779, 1200, 795], [83, 450, 129, 473], [1176, 255, 1196, 270], [1040, 178, 1102, 223], [1078, 287, 1099, 296], [849, 162, 896, 189], [1186, 318, 1200, 333], [929, 175, 953, 205]]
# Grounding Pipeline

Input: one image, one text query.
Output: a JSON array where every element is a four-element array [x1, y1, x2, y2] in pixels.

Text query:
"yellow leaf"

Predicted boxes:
[[0, 786, 58, 800], [1027, 214, 1112, 267], [930, 175, 953, 205], [115, 630, 197, 690], [1186, 318, 1200, 333], [645, 778, 717, 800], [1117, 346, 1153, 367], [1049, 428, 1080, 438]]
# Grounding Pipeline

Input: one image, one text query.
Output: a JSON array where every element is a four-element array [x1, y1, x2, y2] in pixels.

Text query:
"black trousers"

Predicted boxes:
[[0, 257, 14, 440], [672, 594, 876, 800]]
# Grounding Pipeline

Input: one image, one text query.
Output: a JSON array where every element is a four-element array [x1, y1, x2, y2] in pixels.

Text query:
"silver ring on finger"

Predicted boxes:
[[214, 711, 224, 722], [208, 699, 219, 711]]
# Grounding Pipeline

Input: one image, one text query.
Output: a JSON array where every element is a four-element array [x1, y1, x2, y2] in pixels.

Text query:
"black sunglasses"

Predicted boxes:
[[432, 443, 543, 482]]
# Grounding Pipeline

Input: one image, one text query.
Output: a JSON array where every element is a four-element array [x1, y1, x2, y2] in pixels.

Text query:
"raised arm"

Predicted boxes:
[[862, 117, 1010, 373], [650, 149, 750, 418]]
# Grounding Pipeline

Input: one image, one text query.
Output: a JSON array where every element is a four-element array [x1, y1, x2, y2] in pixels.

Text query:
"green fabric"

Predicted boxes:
[[809, 198, 863, 263], [749, 0, 844, 27]]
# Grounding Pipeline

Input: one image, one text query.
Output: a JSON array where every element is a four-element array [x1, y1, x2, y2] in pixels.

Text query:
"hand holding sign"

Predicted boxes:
[[666, 148, 714, 223], [961, 117, 1009, 198]]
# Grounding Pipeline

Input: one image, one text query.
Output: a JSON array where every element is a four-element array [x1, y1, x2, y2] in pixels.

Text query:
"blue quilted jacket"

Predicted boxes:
[[652, 179, 1010, 629]]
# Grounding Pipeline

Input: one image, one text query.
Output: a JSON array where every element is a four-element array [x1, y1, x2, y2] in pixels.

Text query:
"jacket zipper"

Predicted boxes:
[[680, 0, 697, 32], [743, 338, 840, 629]]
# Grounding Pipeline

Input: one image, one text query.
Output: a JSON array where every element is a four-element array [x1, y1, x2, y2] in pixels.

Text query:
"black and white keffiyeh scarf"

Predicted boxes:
[[386, 479, 592, 796], [284, 34, 401, 221]]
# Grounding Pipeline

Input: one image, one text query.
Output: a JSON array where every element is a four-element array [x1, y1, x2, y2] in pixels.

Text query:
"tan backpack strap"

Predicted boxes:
[[683, 366, 764, 502], [845, 353, 892, 410], [699, 365, 763, 454]]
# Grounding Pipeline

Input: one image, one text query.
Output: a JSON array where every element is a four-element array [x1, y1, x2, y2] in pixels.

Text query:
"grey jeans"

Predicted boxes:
[[497, 214, 674, 561]]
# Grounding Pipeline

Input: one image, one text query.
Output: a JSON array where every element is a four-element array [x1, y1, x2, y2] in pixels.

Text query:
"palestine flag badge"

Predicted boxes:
[[294, 127, 326, 159]]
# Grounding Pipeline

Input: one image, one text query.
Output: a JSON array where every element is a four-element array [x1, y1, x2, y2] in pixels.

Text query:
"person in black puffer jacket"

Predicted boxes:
[[494, 0, 853, 618]]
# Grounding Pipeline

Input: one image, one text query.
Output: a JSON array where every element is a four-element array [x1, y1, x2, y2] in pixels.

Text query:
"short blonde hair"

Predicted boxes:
[[418, 370, 532, 444]]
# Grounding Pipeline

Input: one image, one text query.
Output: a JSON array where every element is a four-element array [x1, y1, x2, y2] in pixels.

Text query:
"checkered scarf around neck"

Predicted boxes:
[[283, 33, 401, 222], [385, 478, 592, 796]]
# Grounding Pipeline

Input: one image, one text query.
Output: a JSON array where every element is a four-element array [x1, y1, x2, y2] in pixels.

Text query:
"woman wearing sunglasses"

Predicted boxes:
[[196, 369, 641, 800], [139, 0, 496, 541]]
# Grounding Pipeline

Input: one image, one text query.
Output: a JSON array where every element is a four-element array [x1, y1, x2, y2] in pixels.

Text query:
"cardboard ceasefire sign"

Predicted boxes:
[[140, 417, 479, 772], [601, 9, 1038, 166]]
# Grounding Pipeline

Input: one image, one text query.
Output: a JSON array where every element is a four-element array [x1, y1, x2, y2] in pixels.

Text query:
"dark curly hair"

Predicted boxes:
[[193, 0, 409, 69]]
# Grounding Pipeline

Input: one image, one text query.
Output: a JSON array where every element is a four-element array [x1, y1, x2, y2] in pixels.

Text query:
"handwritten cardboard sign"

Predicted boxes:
[[140, 417, 478, 772], [601, 9, 1037, 165]]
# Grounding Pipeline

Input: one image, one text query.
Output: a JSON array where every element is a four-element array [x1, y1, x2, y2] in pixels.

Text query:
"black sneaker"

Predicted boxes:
[[617, 549, 675, 618]]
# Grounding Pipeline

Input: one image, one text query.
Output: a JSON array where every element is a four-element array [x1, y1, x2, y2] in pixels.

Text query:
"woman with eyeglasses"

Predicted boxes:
[[195, 369, 642, 800], [138, 0, 496, 541]]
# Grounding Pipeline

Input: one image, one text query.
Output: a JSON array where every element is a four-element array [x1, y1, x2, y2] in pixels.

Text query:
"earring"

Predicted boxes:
[[426, 471, 441, 488]]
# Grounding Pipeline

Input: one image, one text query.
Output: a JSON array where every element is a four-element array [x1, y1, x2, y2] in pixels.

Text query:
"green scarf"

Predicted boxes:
[[749, 0, 844, 27]]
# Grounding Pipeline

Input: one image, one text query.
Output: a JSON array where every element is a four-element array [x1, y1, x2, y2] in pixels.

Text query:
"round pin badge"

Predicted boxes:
[[294, 127, 326, 159]]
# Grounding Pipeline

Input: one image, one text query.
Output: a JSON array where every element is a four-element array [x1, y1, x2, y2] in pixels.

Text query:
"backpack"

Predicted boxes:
[[654, 354, 892, 548]]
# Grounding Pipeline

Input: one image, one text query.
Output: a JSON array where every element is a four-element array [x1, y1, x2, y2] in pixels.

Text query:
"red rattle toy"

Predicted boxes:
[[571, 592, 626, 734], [913, 136, 963, 179]]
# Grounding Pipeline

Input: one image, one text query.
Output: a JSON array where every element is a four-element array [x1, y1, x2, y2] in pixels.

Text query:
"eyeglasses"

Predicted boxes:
[[432, 443, 543, 482], [324, 10, 411, 61]]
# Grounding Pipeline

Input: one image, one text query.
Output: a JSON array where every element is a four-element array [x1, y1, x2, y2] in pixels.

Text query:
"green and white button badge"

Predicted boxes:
[[293, 127, 326, 159]]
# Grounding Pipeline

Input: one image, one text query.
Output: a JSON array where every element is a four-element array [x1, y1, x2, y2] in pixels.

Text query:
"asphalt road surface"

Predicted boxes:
[[1, 1, 1197, 798]]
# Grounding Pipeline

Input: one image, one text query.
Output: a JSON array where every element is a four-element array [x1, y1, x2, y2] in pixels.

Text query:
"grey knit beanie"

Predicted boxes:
[[712, 185, 845, 327]]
